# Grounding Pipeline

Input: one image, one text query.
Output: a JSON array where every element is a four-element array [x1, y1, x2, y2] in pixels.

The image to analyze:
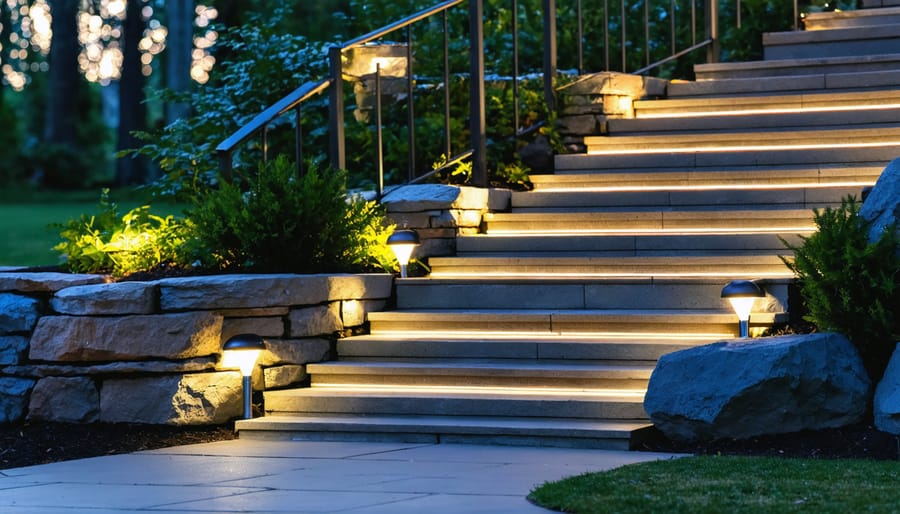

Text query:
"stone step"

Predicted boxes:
[[366, 309, 777, 336], [534, 164, 883, 187], [803, 7, 900, 30], [633, 90, 900, 117], [508, 184, 865, 211], [556, 145, 897, 171], [585, 126, 900, 152], [455, 232, 806, 256], [308, 359, 654, 389], [235, 414, 651, 449], [260, 385, 649, 420], [428, 255, 793, 277], [482, 209, 815, 232], [337, 333, 722, 361], [669, 69, 900, 97], [610, 106, 900, 134], [763, 24, 900, 60], [693, 53, 900, 81], [394, 277, 789, 311]]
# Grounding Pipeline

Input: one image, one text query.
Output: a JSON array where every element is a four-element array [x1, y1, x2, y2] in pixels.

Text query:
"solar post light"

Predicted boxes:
[[387, 229, 420, 278], [721, 280, 765, 338], [222, 333, 266, 419]]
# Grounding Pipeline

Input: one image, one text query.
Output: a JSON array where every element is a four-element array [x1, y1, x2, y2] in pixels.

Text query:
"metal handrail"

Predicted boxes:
[[217, 0, 805, 191], [216, 79, 330, 179]]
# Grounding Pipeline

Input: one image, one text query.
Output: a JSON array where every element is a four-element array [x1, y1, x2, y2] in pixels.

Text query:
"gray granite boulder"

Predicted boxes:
[[860, 157, 900, 244], [0, 293, 41, 333], [874, 342, 900, 434], [644, 332, 871, 442], [0, 377, 35, 423]]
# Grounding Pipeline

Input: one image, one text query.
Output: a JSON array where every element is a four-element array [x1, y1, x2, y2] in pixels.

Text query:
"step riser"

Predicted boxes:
[[430, 263, 792, 275], [457, 234, 804, 254], [694, 55, 900, 80], [369, 318, 740, 335], [336, 339, 705, 361], [265, 395, 648, 420], [396, 282, 788, 312], [634, 91, 900, 116], [311, 375, 650, 390], [558, 147, 898, 170], [485, 218, 812, 232], [612, 109, 900, 134], [236, 428, 633, 450], [510, 187, 864, 210], [765, 39, 900, 61], [668, 70, 900, 97], [532, 166, 884, 188], [803, 8, 900, 30]]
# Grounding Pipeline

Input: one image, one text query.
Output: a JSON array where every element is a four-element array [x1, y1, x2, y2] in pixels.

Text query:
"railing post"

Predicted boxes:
[[218, 150, 233, 182], [470, 0, 487, 187], [707, 0, 720, 63], [328, 46, 346, 171], [542, 0, 557, 111]]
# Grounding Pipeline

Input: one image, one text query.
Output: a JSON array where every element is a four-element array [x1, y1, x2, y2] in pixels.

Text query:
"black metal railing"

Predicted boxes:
[[217, 0, 803, 191]]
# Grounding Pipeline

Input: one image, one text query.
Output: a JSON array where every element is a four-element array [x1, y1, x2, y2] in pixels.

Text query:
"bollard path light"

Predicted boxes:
[[222, 333, 266, 419], [387, 229, 420, 278], [721, 280, 766, 338]]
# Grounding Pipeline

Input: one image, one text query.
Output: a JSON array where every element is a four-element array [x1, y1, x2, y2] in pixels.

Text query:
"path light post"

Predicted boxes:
[[222, 334, 266, 419], [387, 229, 420, 279], [721, 280, 765, 338]]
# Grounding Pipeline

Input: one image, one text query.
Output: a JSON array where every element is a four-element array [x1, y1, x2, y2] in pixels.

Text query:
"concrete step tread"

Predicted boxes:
[[368, 309, 771, 324], [803, 7, 900, 29], [342, 333, 725, 345], [764, 23, 900, 44], [486, 209, 815, 220], [694, 52, 900, 74], [308, 359, 655, 377], [584, 125, 900, 148], [237, 414, 651, 437], [668, 69, 900, 97], [535, 165, 883, 184], [264, 385, 647, 401], [634, 88, 900, 114]]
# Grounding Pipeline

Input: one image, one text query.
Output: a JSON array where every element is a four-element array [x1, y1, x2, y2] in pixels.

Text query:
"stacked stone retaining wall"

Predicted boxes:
[[0, 272, 393, 425]]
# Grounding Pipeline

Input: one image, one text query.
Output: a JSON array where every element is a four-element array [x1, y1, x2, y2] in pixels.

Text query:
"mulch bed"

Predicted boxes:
[[637, 422, 900, 460], [0, 421, 236, 470]]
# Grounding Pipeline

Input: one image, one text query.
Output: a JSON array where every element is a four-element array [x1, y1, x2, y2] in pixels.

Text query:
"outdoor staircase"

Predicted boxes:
[[236, 6, 900, 448]]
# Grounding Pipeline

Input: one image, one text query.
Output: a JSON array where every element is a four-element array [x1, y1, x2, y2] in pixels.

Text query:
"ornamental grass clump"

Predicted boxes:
[[782, 196, 900, 382]]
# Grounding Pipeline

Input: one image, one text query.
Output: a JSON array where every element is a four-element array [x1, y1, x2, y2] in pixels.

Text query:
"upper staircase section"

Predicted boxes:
[[236, 6, 899, 450]]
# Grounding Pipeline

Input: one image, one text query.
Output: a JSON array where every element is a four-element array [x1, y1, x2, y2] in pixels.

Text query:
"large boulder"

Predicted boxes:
[[644, 333, 871, 442], [860, 157, 900, 244], [874, 342, 900, 434]]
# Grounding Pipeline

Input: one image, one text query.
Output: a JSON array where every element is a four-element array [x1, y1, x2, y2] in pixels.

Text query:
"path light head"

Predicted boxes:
[[721, 280, 765, 338], [222, 334, 266, 419], [387, 229, 420, 278]]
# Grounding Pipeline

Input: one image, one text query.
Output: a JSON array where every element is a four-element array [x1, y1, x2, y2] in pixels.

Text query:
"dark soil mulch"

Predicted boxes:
[[636, 422, 900, 460], [0, 421, 236, 470]]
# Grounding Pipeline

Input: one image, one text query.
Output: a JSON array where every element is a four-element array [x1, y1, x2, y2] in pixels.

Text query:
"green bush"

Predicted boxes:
[[782, 197, 900, 381], [188, 156, 396, 274], [54, 189, 191, 276]]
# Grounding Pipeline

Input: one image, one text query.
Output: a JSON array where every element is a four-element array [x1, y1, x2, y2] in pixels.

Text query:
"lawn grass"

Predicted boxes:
[[528, 455, 900, 514], [0, 188, 186, 267]]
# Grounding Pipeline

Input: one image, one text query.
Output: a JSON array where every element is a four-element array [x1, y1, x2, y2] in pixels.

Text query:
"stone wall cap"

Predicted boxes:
[[381, 184, 489, 212], [0, 272, 108, 293]]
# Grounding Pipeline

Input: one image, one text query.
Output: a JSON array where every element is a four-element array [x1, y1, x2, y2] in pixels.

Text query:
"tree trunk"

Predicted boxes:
[[43, 0, 79, 148], [115, 0, 148, 186], [165, 0, 194, 124]]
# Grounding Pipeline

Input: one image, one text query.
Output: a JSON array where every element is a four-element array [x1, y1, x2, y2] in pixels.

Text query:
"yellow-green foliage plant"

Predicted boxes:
[[54, 189, 191, 276], [782, 196, 900, 382], [189, 156, 396, 274]]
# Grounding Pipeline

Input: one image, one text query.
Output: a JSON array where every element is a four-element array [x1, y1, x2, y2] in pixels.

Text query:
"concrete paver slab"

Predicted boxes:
[[0, 439, 684, 513]]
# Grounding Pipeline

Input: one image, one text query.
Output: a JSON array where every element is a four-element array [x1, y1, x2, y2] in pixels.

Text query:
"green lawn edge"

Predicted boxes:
[[528, 455, 900, 514]]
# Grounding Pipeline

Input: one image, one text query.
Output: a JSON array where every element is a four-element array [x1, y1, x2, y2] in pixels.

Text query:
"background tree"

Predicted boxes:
[[116, 0, 149, 185]]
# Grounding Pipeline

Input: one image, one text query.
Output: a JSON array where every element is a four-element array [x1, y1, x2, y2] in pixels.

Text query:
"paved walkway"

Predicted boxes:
[[0, 439, 681, 513]]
